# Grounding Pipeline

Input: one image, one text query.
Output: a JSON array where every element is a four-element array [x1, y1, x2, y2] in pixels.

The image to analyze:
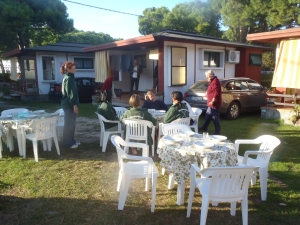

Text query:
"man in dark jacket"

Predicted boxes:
[[199, 70, 222, 134], [128, 59, 143, 96]]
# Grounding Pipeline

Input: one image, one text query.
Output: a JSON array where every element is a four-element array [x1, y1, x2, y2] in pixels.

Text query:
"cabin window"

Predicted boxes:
[[171, 46, 187, 86], [249, 54, 262, 66], [200, 49, 224, 69], [74, 57, 94, 69], [42, 56, 55, 81]]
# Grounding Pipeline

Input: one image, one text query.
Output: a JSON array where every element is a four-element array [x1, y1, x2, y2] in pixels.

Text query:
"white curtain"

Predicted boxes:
[[95, 51, 110, 82], [272, 39, 300, 88]]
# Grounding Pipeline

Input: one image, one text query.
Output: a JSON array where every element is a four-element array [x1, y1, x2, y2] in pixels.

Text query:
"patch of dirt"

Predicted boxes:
[[75, 117, 99, 144]]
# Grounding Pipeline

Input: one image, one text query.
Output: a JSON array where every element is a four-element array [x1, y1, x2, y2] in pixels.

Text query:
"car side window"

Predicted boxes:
[[225, 81, 235, 90], [247, 80, 262, 90], [235, 81, 249, 90]]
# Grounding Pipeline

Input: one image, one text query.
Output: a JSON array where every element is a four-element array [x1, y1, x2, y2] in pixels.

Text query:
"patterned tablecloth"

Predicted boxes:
[[157, 133, 238, 185]]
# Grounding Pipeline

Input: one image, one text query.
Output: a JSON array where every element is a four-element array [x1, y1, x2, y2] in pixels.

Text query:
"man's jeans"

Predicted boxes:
[[130, 78, 139, 95], [202, 107, 221, 135]]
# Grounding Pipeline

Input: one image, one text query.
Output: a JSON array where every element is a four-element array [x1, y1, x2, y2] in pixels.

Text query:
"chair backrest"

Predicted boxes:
[[123, 119, 153, 142], [192, 165, 259, 201], [95, 112, 106, 131], [114, 107, 127, 118], [191, 107, 203, 117], [171, 117, 190, 125], [111, 135, 152, 174], [162, 123, 192, 135], [55, 109, 64, 124], [28, 116, 59, 140], [255, 135, 281, 163], [1, 108, 28, 116]]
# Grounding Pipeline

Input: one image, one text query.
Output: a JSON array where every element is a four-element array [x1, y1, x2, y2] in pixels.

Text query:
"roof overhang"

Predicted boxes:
[[247, 27, 300, 44], [83, 35, 157, 52], [3, 48, 21, 58]]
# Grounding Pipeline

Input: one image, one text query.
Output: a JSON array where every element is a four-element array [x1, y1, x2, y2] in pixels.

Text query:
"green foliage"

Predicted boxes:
[[138, 0, 222, 37], [57, 30, 120, 45], [262, 50, 276, 71], [0, 0, 74, 57], [0, 73, 11, 82]]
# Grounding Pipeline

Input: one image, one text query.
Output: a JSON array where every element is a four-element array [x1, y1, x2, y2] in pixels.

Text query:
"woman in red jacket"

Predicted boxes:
[[199, 70, 222, 135]]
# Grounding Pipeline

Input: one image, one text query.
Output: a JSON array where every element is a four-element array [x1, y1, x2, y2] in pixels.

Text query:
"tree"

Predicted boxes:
[[57, 30, 121, 45], [138, 0, 222, 37], [0, 0, 74, 57]]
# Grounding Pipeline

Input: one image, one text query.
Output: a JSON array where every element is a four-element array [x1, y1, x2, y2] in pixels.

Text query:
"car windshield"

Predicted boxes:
[[190, 81, 209, 91]]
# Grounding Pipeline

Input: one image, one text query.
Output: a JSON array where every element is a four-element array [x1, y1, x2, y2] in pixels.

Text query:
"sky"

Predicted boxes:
[[62, 0, 195, 39]]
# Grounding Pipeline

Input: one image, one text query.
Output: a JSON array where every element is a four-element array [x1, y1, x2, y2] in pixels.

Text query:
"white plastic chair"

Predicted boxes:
[[171, 117, 191, 125], [95, 112, 124, 152], [111, 135, 158, 212], [190, 108, 203, 133], [54, 109, 64, 142], [1, 108, 29, 154], [123, 119, 155, 156], [187, 164, 259, 225], [113, 107, 127, 118], [21, 116, 60, 162], [235, 135, 281, 201]]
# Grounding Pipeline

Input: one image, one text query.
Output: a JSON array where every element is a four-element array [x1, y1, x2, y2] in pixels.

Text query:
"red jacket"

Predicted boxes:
[[206, 76, 222, 108], [101, 76, 113, 92]]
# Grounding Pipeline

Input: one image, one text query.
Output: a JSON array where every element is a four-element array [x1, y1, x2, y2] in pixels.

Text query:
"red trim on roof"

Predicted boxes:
[[3, 48, 21, 58], [247, 27, 300, 44], [83, 35, 155, 52]]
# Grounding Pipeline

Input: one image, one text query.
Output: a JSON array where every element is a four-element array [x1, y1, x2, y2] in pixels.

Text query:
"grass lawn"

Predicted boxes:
[[0, 100, 299, 225]]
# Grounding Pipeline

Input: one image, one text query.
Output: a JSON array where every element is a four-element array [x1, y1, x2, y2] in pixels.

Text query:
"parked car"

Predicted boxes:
[[184, 77, 267, 119], [48, 77, 103, 102]]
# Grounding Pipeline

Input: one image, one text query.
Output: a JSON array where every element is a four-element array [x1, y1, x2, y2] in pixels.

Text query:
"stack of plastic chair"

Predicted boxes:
[[235, 135, 281, 201], [123, 119, 155, 156], [1, 108, 29, 154], [187, 164, 259, 225], [190, 108, 203, 133], [21, 116, 60, 162], [111, 135, 158, 212], [95, 112, 124, 152], [54, 109, 64, 142], [113, 107, 127, 118]]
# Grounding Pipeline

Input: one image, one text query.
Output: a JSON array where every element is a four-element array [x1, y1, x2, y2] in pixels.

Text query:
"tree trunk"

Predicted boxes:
[[0, 60, 5, 73]]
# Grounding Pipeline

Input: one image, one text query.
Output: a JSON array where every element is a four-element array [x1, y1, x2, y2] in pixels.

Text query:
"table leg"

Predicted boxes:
[[176, 181, 186, 206], [16, 128, 24, 157]]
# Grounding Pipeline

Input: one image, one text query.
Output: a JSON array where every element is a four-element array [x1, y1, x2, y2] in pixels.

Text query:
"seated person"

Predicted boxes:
[[163, 91, 189, 124], [142, 90, 168, 111], [120, 94, 157, 154], [97, 90, 119, 130]]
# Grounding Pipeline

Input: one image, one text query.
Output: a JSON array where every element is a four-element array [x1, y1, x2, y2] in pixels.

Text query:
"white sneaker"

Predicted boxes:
[[75, 142, 81, 145], [70, 144, 78, 149]]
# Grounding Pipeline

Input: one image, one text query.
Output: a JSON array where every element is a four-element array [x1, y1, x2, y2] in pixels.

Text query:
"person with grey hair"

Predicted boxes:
[[199, 70, 222, 134], [128, 59, 143, 96]]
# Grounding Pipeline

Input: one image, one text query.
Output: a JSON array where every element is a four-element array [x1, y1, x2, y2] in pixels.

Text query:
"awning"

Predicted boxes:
[[272, 39, 300, 88], [95, 51, 111, 82]]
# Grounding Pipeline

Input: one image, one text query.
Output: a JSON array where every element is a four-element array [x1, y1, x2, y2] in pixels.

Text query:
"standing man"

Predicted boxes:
[[199, 70, 222, 134], [128, 59, 143, 96]]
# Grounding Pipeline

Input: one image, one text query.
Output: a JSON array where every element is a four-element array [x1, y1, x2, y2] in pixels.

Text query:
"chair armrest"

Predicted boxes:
[[122, 154, 153, 163], [235, 139, 262, 154], [242, 150, 270, 165]]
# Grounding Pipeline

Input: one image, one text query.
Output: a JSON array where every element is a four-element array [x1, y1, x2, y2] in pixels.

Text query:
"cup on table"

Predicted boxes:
[[203, 132, 209, 142]]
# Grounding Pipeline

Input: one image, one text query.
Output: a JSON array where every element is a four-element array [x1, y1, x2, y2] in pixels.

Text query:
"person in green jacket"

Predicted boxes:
[[97, 90, 119, 130], [163, 91, 189, 124], [120, 94, 157, 154], [60, 61, 80, 149]]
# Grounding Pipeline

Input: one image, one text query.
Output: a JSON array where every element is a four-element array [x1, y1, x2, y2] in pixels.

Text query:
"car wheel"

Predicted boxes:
[[226, 101, 240, 120]]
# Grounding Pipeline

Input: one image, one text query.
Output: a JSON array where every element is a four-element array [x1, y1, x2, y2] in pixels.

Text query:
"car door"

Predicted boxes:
[[247, 79, 267, 108], [232, 80, 251, 110]]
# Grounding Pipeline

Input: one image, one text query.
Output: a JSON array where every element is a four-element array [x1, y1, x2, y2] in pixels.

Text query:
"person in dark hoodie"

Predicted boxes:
[[60, 61, 80, 149], [97, 90, 119, 130], [163, 91, 189, 124]]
